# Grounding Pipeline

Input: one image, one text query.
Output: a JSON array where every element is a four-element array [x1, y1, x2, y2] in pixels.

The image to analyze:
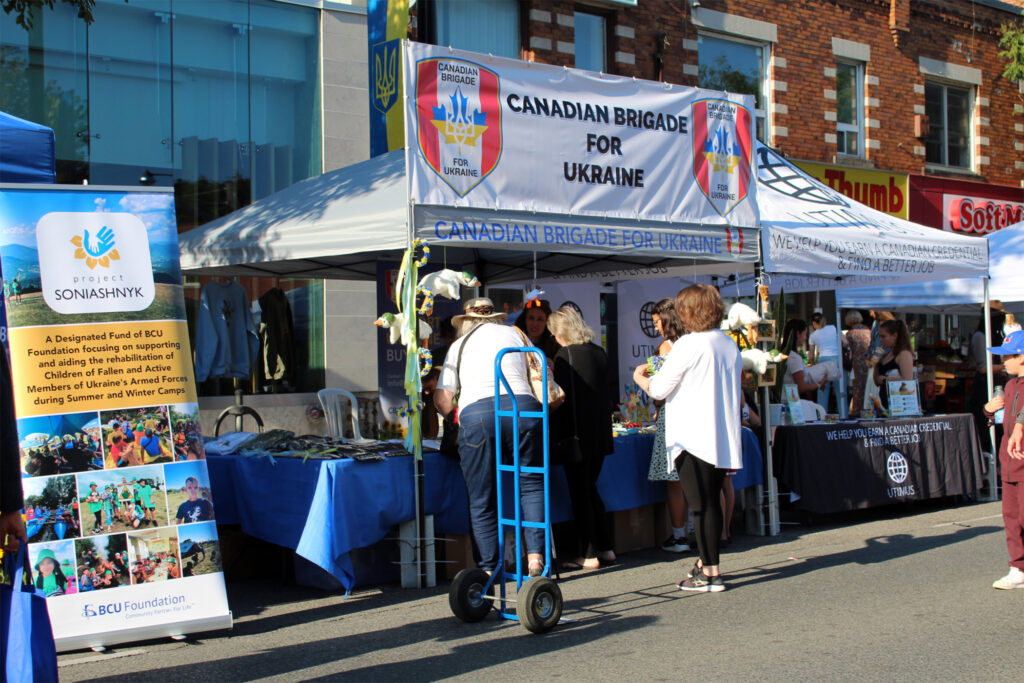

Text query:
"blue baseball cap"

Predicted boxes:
[[988, 330, 1024, 355]]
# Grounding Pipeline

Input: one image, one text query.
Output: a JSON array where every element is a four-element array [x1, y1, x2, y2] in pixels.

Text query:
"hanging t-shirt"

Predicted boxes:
[[194, 280, 259, 382]]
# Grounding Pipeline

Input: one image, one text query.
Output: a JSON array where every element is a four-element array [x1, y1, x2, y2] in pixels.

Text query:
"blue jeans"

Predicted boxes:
[[817, 355, 840, 412], [457, 394, 545, 571]]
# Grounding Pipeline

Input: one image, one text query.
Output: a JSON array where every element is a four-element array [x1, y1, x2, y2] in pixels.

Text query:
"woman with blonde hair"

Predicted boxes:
[[547, 305, 616, 569], [633, 285, 741, 592]]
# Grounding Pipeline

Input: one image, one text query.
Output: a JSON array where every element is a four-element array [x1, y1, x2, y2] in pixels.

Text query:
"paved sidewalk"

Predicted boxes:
[[60, 500, 1024, 681]]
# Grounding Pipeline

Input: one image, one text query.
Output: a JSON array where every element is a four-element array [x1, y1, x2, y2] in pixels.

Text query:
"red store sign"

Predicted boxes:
[[943, 193, 1024, 234]]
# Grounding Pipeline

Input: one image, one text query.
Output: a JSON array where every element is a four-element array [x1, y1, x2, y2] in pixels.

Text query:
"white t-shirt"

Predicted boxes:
[[437, 323, 532, 408], [809, 324, 840, 358], [646, 329, 742, 470], [783, 353, 807, 385]]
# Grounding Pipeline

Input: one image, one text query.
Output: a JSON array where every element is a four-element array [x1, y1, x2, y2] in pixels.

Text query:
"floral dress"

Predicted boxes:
[[647, 408, 678, 481], [846, 324, 871, 416], [647, 339, 678, 481]]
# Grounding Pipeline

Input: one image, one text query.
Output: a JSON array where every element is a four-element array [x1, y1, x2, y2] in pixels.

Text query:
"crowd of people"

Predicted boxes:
[[77, 547, 130, 591], [131, 551, 182, 584], [22, 433, 102, 476], [104, 409, 174, 468], [82, 477, 162, 535], [434, 286, 743, 591]]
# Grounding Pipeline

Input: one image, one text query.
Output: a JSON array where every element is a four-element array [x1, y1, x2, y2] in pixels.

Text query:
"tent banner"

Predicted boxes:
[[415, 206, 758, 261], [758, 145, 988, 284], [404, 41, 758, 230], [0, 185, 231, 651]]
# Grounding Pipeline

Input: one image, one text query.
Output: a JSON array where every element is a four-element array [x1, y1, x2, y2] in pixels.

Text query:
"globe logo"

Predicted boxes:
[[639, 301, 659, 338], [886, 452, 909, 484]]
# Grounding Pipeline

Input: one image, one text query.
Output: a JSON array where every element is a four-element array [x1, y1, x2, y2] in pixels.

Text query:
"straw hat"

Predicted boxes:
[[452, 297, 507, 326]]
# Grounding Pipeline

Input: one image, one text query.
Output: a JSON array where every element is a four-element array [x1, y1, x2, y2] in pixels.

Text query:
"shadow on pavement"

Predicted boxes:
[[74, 611, 657, 681]]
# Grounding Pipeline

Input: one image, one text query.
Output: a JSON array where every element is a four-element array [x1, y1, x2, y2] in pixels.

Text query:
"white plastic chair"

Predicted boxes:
[[799, 399, 826, 422], [318, 388, 363, 441]]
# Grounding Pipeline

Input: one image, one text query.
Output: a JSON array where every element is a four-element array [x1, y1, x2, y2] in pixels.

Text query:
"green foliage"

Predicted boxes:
[[2, 0, 97, 29], [999, 20, 1024, 105]]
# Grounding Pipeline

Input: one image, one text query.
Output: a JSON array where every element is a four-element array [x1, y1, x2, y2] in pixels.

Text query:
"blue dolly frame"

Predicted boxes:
[[447, 346, 563, 634]]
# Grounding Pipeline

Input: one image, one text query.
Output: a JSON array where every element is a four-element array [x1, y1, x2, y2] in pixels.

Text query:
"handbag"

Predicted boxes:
[[551, 346, 585, 466], [1, 546, 59, 683], [842, 345, 853, 372], [514, 328, 565, 410], [441, 323, 486, 458]]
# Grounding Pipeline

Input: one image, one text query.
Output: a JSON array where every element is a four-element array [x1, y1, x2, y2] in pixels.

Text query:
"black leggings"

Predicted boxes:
[[676, 451, 726, 567]]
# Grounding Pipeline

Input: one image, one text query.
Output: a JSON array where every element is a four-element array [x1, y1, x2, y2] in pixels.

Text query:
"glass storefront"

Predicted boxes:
[[1, 0, 325, 396], [1, 0, 321, 229]]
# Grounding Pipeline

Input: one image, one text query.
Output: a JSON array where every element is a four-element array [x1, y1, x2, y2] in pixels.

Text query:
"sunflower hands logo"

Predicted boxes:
[[71, 225, 121, 269]]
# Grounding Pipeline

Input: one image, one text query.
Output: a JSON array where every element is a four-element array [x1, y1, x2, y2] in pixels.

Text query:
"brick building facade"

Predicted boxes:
[[416, 0, 1024, 205]]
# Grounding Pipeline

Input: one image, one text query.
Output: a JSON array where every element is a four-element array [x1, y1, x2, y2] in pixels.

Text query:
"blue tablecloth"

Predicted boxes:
[[206, 431, 763, 592]]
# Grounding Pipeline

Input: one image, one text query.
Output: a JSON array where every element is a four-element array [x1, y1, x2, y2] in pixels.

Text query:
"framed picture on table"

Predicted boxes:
[[887, 378, 922, 418], [783, 384, 804, 425]]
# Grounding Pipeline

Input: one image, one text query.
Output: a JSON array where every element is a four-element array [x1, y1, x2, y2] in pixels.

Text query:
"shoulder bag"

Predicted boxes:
[[439, 323, 485, 458], [513, 327, 566, 410]]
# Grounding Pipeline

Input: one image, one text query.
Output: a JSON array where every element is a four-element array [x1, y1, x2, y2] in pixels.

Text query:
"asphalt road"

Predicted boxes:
[[59, 500, 1023, 681]]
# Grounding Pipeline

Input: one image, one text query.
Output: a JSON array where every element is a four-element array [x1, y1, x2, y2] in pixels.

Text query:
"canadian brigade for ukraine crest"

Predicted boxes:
[[415, 57, 502, 197], [691, 99, 753, 217]]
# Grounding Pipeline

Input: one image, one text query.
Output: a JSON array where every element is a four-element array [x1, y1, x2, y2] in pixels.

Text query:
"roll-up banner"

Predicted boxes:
[[403, 41, 759, 260], [0, 185, 231, 651]]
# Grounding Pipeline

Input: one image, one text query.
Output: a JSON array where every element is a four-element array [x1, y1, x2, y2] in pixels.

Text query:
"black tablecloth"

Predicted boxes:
[[773, 414, 982, 514]]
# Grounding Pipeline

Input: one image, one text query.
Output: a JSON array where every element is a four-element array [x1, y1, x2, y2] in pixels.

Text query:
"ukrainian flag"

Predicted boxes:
[[367, 0, 408, 156]]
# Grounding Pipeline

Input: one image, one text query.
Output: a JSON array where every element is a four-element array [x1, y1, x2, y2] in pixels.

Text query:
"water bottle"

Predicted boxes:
[[994, 385, 1005, 424]]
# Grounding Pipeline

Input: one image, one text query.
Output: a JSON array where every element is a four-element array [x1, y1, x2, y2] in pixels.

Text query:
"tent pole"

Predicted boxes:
[[836, 307, 848, 419], [755, 264, 779, 536], [984, 279, 998, 502]]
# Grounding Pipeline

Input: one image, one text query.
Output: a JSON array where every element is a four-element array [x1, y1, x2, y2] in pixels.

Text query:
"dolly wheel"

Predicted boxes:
[[449, 568, 492, 622], [518, 577, 562, 634]]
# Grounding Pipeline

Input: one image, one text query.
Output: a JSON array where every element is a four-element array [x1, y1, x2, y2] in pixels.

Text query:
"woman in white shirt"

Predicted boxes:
[[781, 319, 827, 396], [809, 312, 846, 411], [633, 285, 741, 593]]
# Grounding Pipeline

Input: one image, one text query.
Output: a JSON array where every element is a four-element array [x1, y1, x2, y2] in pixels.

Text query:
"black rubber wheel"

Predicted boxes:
[[449, 568, 492, 622], [518, 577, 562, 634]]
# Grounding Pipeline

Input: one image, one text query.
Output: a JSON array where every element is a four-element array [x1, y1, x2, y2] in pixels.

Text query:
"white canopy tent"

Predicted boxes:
[[178, 41, 990, 539], [836, 220, 1024, 312]]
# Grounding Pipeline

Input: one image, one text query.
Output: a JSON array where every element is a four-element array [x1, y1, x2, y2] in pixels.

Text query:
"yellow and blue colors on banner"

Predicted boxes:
[[367, 0, 408, 157], [0, 186, 231, 652], [404, 42, 759, 241]]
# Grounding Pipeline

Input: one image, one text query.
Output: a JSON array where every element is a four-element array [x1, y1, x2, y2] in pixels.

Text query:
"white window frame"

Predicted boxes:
[[696, 31, 770, 141], [835, 60, 864, 158], [918, 57, 980, 173], [924, 79, 975, 171]]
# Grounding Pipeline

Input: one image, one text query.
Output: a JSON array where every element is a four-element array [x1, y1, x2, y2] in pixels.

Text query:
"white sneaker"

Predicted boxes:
[[992, 567, 1024, 590]]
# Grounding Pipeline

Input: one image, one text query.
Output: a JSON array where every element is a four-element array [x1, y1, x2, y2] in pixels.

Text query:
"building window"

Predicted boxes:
[[431, 0, 520, 59], [835, 61, 863, 157], [925, 81, 971, 168], [697, 33, 766, 140], [575, 10, 606, 72]]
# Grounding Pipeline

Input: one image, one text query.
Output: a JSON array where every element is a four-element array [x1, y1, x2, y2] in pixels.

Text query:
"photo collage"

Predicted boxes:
[[19, 402, 222, 598]]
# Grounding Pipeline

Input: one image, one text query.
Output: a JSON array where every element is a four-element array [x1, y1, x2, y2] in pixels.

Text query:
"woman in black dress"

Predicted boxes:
[[547, 305, 615, 569]]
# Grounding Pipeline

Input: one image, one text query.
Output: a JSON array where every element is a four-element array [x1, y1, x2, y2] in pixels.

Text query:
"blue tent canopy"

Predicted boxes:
[[0, 111, 56, 183]]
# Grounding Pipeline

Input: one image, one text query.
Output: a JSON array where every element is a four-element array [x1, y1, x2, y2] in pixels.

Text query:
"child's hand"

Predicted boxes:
[[1010, 423, 1024, 460], [985, 396, 1005, 414]]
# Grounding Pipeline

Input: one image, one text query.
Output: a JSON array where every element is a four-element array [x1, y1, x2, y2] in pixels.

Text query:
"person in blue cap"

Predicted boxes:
[[985, 330, 1024, 590]]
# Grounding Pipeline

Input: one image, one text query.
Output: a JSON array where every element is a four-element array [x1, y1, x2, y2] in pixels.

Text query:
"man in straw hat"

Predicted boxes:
[[434, 298, 548, 577]]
